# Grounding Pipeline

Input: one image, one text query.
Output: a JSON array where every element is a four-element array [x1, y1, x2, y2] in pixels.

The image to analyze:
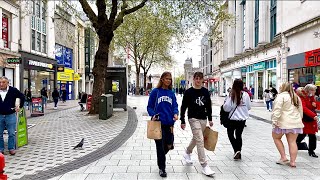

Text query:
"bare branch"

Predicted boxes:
[[109, 0, 118, 23], [112, 0, 148, 31], [79, 0, 98, 29]]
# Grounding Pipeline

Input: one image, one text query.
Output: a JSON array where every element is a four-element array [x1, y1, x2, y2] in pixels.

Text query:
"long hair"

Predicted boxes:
[[279, 82, 299, 107], [156, 71, 173, 90], [231, 79, 244, 105]]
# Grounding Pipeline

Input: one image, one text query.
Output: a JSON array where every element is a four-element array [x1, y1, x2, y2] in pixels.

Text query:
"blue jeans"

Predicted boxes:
[[266, 100, 273, 110], [0, 113, 16, 151]]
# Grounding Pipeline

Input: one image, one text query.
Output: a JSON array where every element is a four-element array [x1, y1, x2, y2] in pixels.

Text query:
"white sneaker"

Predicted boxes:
[[183, 153, 193, 164], [54, 107, 57, 110], [202, 165, 215, 176]]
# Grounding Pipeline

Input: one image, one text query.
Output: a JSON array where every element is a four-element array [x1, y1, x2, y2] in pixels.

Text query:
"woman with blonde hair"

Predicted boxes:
[[147, 71, 179, 177], [272, 82, 303, 167], [296, 84, 319, 158]]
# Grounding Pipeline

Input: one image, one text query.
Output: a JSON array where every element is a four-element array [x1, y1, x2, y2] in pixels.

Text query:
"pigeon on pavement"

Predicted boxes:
[[73, 138, 84, 150]]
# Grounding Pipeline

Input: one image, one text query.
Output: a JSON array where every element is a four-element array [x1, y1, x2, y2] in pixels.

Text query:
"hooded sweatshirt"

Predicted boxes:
[[223, 91, 251, 121], [147, 87, 179, 125]]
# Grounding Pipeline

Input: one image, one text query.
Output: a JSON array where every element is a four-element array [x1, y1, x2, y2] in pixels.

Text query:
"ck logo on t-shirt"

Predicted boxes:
[[195, 96, 204, 106]]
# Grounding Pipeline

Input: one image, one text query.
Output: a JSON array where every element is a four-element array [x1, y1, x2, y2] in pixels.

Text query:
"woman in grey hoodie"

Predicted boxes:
[[223, 79, 251, 160]]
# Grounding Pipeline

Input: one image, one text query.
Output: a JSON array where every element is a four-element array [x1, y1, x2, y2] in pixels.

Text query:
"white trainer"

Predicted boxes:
[[202, 165, 215, 176], [183, 153, 193, 164]]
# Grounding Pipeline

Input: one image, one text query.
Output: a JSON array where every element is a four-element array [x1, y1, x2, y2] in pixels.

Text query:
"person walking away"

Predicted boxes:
[[0, 76, 25, 155], [250, 85, 254, 102], [41, 87, 48, 108], [271, 82, 304, 167], [270, 85, 278, 101], [223, 79, 251, 160], [61, 89, 67, 103], [296, 84, 319, 158], [180, 72, 215, 176], [263, 89, 273, 111], [52, 88, 60, 110], [147, 71, 179, 178], [24, 88, 32, 110]]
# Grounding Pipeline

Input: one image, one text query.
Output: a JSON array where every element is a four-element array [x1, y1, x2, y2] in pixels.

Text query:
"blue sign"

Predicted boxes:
[[55, 44, 73, 68], [180, 80, 186, 86], [253, 62, 266, 71]]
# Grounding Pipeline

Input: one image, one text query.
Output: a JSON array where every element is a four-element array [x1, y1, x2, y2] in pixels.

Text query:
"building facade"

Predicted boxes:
[[0, 0, 20, 88]]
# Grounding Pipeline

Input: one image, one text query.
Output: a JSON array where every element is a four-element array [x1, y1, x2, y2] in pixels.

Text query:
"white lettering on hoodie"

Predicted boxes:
[[158, 96, 172, 105]]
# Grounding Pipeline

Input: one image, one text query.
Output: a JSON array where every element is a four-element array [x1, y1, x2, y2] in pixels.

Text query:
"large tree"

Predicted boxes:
[[79, 0, 147, 114], [113, 7, 174, 93], [79, 0, 233, 114]]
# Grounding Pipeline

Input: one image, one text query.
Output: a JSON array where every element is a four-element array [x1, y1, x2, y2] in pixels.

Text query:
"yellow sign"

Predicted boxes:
[[57, 72, 73, 81], [74, 73, 81, 81], [64, 68, 74, 74]]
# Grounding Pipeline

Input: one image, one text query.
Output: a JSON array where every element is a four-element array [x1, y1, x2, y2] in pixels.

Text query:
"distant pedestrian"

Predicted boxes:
[[180, 72, 215, 176], [52, 88, 60, 110], [0, 76, 25, 155], [270, 85, 278, 100], [61, 89, 67, 102], [79, 92, 87, 111], [24, 88, 32, 110], [271, 82, 303, 168], [263, 89, 273, 111], [296, 84, 318, 158], [41, 87, 48, 108], [223, 79, 251, 160], [250, 85, 254, 101], [147, 71, 179, 178]]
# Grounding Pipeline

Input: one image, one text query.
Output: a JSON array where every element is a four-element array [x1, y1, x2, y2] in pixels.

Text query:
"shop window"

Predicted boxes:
[[254, 0, 259, 47], [24, 70, 29, 78], [31, 0, 47, 54], [270, 0, 277, 41], [2, 13, 9, 48]]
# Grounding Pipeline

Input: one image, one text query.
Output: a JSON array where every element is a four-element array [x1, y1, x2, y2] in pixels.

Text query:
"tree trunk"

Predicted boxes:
[[135, 69, 140, 95], [143, 71, 147, 91], [89, 33, 113, 114]]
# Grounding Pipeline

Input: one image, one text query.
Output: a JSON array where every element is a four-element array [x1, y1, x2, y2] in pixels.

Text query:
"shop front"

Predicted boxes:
[[57, 68, 74, 100], [287, 48, 320, 87], [20, 51, 57, 98], [0, 53, 20, 87], [245, 59, 277, 100]]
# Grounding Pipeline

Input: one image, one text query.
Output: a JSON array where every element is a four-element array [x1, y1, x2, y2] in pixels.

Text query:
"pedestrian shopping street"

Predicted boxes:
[[31, 95, 320, 180]]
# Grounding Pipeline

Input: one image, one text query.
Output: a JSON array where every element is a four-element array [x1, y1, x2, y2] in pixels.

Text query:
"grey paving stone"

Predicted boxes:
[[240, 167, 268, 175], [186, 173, 216, 180], [84, 166, 105, 173], [172, 165, 197, 173], [102, 166, 128, 173], [59, 173, 89, 180], [95, 160, 120, 166], [112, 173, 138, 180], [259, 175, 287, 180], [151, 166, 174, 173], [118, 160, 140, 166], [211, 174, 239, 180], [127, 165, 150, 173], [217, 167, 246, 174], [137, 173, 166, 180], [235, 174, 264, 180], [110, 155, 132, 160], [85, 174, 113, 180]]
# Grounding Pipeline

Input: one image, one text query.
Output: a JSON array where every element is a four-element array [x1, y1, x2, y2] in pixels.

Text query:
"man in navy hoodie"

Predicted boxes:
[[0, 76, 25, 155]]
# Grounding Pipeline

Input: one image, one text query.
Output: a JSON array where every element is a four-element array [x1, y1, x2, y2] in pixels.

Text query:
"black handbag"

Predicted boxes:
[[303, 113, 315, 122], [220, 104, 239, 128]]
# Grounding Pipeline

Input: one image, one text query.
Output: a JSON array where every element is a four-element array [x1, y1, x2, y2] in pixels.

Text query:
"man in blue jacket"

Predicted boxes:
[[0, 76, 25, 155]]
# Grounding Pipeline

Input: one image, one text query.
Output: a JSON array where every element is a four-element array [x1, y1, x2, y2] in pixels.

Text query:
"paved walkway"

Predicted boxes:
[[5, 102, 132, 180], [53, 96, 320, 180]]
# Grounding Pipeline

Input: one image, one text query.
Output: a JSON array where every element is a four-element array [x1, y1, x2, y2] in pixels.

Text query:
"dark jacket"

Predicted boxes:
[[0, 86, 25, 115], [52, 90, 60, 99], [41, 88, 48, 98]]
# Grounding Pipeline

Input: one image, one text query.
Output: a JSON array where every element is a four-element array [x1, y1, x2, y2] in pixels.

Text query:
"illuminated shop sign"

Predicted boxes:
[[28, 60, 53, 69]]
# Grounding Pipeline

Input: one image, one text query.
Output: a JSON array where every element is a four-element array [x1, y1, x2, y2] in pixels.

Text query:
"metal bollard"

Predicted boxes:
[[0, 153, 7, 180]]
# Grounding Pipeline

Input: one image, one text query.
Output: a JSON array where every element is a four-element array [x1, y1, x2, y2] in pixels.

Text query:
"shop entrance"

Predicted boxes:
[[257, 72, 264, 100], [58, 81, 74, 100]]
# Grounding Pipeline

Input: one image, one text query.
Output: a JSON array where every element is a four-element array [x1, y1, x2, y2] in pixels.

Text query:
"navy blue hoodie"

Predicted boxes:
[[147, 88, 179, 126]]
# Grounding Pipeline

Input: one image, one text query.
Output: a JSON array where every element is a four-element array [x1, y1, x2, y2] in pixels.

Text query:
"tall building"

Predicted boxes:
[[0, 0, 20, 88], [184, 57, 200, 89], [216, 0, 320, 100]]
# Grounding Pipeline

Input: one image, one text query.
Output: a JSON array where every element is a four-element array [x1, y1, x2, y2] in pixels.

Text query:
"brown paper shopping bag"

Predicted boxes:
[[203, 127, 218, 151], [147, 120, 162, 139]]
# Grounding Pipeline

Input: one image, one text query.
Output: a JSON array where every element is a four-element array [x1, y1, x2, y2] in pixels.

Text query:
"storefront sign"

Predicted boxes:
[[28, 60, 53, 69], [253, 62, 266, 71], [287, 53, 305, 69], [17, 108, 28, 147], [241, 67, 247, 72], [2, 14, 8, 48], [6, 57, 21, 64], [86, 94, 92, 111], [74, 73, 81, 81], [55, 44, 73, 68], [57, 65, 64, 72], [57, 72, 73, 81], [31, 98, 44, 116], [305, 48, 320, 67]]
